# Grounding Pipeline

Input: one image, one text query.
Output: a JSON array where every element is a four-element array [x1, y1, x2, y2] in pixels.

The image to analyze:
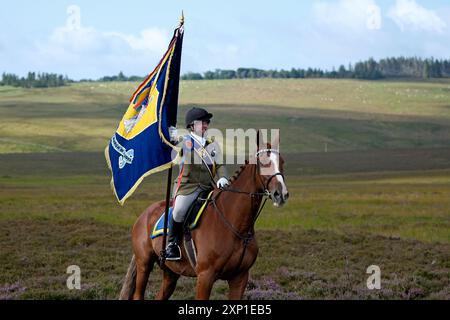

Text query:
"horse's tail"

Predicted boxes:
[[119, 254, 137, 300]]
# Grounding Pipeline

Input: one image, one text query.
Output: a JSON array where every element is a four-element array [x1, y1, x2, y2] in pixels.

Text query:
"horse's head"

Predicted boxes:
[[255, 130, 289, 207]]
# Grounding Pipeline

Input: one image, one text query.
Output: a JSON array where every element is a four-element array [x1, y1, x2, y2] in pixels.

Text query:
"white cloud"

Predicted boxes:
[[301, 0, 385, 70], [32, 21, 170, 78], [39, 25, 169, 57], [107, 29, 169, 53], [312, 0, 382, 33], [366, 4, 382, 30], [387, 0, 446, 33]]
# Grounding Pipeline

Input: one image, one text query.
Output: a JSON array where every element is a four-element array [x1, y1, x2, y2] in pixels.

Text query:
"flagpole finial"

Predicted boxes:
[[179, 10, 184, 27]]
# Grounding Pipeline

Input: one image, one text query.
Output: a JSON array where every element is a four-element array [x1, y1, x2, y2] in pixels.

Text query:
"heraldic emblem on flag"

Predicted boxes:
[[105, 18, 184, 205]]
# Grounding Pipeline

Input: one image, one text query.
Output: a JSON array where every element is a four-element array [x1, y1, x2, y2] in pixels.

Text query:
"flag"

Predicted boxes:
[[105, 18, 184, 205]]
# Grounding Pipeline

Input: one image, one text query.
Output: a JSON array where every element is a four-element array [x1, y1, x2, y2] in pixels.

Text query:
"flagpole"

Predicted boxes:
[[160, 164, 173, 265], [160, 11, 184, 266]]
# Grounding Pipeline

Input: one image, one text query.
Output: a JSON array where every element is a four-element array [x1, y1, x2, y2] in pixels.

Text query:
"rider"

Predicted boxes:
[[166, 107, 229, 261]]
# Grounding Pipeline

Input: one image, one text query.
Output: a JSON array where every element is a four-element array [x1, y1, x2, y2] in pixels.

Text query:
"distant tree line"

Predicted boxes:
[[95, 71, 144, 82], [3, 57, 450, 88], [0, 71, 145, 88], [182, 57, 450, 81], [0, 72, 72, 88]]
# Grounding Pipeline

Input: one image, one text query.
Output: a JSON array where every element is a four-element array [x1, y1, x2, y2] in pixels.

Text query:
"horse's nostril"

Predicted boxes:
[[285, 192, 289, 199]]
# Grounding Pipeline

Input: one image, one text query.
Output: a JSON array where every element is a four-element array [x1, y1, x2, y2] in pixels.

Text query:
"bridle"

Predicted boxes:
[[254, 148, 285, 194], [215, 148, 284, 198]]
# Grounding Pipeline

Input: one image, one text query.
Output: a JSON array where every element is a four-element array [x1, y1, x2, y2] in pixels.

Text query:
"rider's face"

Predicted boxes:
[[193, 120, 210, 136], [201, 120, 210, 133]]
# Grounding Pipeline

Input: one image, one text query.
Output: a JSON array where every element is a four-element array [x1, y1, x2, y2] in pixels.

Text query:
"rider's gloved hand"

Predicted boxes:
[[217, 177, 229, 189], [169, 126, 178, 143]]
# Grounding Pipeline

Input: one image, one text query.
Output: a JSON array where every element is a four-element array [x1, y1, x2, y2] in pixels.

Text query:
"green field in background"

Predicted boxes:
[[0, 79, 449, 299], [1, 79, 450, 154]]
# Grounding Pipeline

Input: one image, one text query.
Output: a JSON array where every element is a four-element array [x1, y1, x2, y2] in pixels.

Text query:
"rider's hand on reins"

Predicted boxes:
[[216, 177, 229, 189]]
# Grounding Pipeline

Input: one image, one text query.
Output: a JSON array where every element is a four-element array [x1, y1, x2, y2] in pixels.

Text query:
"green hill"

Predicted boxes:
[[1, 79, 450, 154]]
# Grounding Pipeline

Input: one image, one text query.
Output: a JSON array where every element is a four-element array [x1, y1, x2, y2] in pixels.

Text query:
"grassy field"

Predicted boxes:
[[0, 79, 449, 299], [1, 79, 450, 153]]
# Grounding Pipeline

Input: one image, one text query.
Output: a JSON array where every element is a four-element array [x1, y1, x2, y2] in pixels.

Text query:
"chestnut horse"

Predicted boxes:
[[119, 133, 289, 300]]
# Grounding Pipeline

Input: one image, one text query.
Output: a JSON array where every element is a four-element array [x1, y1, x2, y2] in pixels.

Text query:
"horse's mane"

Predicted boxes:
[[228, 144, 272, 185], [228, 160, 251, 185]]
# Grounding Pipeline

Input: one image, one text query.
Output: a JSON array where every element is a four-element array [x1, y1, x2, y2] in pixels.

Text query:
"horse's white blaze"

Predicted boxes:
[[269, 153, 288, 197]]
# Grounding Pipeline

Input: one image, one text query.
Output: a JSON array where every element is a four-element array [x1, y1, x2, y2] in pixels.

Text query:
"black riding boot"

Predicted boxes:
[[165, 216, 182, 261]]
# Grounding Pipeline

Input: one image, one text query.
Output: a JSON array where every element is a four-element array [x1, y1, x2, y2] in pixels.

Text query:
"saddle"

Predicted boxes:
[[150, 189, 213, 268], [183, 188, 214, 229], [150, 188, 214, 267], [150, 189, 214, 239]]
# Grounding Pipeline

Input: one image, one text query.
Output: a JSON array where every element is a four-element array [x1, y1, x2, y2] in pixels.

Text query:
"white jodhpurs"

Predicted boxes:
[[172, 187, 202, 223]]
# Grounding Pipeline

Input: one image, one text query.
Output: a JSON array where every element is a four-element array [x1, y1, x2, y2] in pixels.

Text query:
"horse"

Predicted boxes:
[[119, 132, 289, 300]]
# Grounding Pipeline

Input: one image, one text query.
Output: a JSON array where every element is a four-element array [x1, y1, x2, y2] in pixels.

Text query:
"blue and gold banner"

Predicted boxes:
[[105, 20, 184, 205]]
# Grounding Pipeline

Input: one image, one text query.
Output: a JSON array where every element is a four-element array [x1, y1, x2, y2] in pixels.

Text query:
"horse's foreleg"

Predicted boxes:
[[155, 268, 180, 300], [227, 271, 249, 300], [195, 269, 217, 300], [133, 254, 156, 300]]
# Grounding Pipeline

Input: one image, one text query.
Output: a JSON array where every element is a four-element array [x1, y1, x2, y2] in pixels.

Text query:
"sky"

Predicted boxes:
[[0, 0, 449, 79]]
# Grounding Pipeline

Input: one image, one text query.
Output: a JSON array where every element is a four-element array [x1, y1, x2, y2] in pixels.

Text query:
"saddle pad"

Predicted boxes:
[[150, 207, 173, 239], [150, 190, 214, 239]]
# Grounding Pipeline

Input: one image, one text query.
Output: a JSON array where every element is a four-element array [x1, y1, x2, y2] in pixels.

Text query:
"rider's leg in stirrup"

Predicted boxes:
[[166, 189, 201, 261]]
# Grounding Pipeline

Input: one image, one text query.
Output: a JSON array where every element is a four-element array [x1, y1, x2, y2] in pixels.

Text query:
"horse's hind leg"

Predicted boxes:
[[227, 271, 249, 300], [155, 268, 180, 300], [133, 252, 157, 300]]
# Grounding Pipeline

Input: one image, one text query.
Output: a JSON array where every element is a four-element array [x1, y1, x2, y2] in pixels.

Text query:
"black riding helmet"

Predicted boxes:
[[185, 107, 213, 128]]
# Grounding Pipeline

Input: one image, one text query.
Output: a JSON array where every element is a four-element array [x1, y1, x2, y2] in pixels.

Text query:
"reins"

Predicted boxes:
[[208, 186, 268, 271]]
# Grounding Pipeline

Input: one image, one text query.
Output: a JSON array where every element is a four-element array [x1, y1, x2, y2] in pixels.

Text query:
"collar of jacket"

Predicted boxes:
[[189, 132, 206, 147]]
